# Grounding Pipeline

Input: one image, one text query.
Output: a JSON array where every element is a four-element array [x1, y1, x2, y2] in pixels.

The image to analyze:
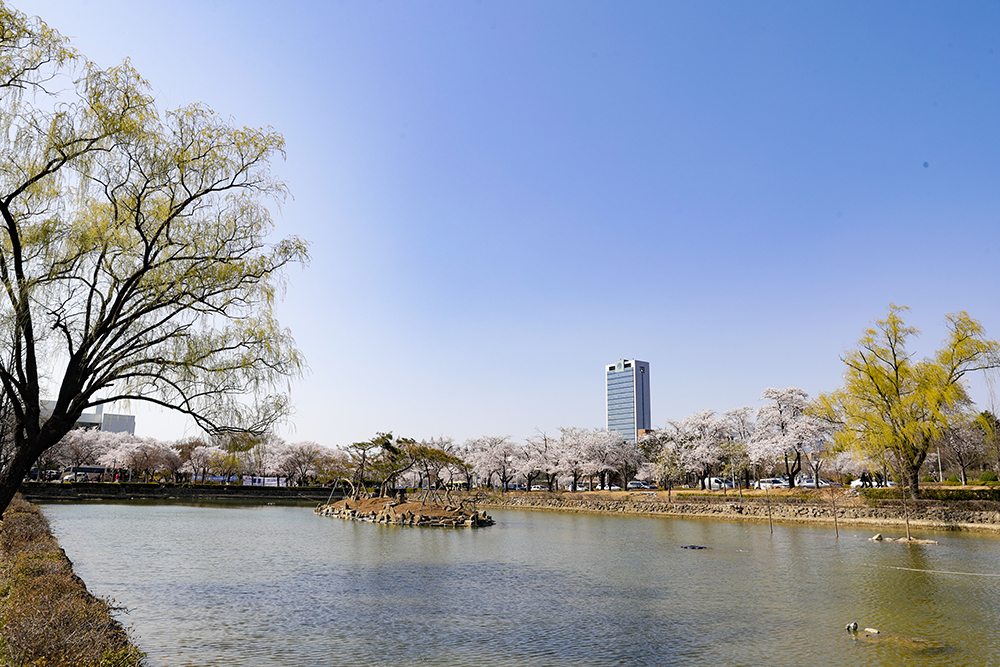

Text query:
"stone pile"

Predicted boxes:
[[315, 497, 494, 528]]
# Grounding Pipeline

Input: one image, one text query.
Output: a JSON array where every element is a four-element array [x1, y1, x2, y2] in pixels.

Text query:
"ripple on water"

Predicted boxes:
[[40, 503, 1000, 667]]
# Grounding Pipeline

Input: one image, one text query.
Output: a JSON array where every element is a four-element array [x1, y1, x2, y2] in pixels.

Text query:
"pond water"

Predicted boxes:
[[42, 502, 1000, 667]]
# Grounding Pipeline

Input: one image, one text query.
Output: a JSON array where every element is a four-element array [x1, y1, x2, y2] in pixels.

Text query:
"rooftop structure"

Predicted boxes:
[[41, 401, 136, 435]]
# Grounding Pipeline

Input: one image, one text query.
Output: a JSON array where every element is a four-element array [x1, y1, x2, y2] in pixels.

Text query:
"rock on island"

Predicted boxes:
[[315, 496, 494, 527]]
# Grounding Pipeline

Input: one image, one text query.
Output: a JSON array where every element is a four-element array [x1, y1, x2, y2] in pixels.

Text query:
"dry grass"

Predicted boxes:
[[0, 495, 145, 667]]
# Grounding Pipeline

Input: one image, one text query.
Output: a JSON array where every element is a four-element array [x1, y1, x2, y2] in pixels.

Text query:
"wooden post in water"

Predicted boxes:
[[828, 485, 839, 539], [765, 486, 773, 535], [901, 482, 911, 541]]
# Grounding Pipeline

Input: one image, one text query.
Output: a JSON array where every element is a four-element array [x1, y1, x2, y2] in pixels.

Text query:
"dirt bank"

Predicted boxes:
[[473, 490, 1000, 534], [0, 495, 145, 665]]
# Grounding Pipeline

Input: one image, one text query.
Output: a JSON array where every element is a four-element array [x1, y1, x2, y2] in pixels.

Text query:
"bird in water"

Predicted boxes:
[[845, 622, 858, 632]]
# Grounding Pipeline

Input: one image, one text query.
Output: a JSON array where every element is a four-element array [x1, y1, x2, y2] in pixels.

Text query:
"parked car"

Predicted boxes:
[[592, 484, 621, 491], [755, 478, 789, 489], [626, 480, 656, 490], [530, 484, 548, 491], [705, 477, 734, 490], [850, 478, 897, 488]]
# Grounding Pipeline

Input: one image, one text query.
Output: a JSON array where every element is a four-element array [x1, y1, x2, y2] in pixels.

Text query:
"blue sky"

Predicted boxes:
[[17, 1, 1000, 446]]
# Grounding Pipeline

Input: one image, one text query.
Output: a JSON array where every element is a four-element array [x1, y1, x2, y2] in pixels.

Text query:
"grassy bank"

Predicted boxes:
[[0, 495, 145, 666]]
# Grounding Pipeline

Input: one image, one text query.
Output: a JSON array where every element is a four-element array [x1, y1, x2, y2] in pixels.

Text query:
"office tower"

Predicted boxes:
[[606, 359, 651, 442]]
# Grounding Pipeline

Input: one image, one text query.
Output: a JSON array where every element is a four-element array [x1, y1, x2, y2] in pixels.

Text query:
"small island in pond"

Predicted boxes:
[[315, 495, 494, 528]]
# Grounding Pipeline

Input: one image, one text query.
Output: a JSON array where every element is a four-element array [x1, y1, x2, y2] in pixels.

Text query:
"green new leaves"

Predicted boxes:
[[0, 3, 307, 514], [817, 305, 1000, 498]]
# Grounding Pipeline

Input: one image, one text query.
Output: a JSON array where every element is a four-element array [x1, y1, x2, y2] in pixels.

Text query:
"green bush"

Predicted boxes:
[[921, 475, 936, 482], [979, 471, 999, 483], [947, 473, 962, 484], [861, 487, 1000, 502], [859, 488, 906, 501]]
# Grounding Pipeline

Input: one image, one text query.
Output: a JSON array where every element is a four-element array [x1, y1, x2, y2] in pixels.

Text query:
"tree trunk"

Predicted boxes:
[[903, 464, 921, 501], [785, 451, 801, 488]]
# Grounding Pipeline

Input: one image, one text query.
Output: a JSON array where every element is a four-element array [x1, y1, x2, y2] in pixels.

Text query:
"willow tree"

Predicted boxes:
[[0, 5, 307, 514], [817, 306, 1000, 499]]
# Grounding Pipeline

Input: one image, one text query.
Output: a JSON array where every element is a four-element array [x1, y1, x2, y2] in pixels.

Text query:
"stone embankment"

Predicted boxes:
[[475, 493, 1000, 533], [20, 481, 338, 504], [316, 496, 495, 528]]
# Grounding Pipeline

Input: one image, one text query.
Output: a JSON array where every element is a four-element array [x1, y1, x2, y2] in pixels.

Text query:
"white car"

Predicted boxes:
[[755, 478, 789, 489], [850, 479, 897, 488]]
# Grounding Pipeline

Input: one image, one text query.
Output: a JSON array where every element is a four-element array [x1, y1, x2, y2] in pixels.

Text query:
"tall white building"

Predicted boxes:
[[606, 359, 651, 443]]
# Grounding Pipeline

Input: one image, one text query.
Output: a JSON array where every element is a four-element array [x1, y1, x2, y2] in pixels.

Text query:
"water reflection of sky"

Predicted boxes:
[[43, 503, 1000, 667]]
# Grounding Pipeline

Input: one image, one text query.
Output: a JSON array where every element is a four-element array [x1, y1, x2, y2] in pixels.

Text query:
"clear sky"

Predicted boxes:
[[16, 1, 1000, 447]]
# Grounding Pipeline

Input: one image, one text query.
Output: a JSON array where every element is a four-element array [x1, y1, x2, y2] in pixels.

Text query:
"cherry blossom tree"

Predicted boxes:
[[159, 446, 184, 482], [937, 417, 985, 485], [827, 450, 862, 485], [656, 411, 726, 490], [722, 407, 755, 488], [976, 411, 1000, 477], [650, 430, 685, 498], [94, 434, 175, 482], [96, 435, 143, 480], [749, 387, 826, 488], [466, 435, 519, 491], [558, 427, 594, 491], [582, 429, 622, 488], [49, 429, 117, 470], [518, 431, 560, 491], [608, 435, 644, 488], [276, 441, 327, 486], [239, 433, 285, 478], [179, 440, 220, 483]]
